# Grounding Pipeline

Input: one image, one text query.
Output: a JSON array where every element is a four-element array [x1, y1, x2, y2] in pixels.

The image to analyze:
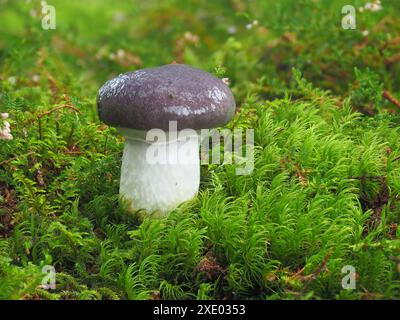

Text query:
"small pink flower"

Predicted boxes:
[[0, 114, 13, 140]]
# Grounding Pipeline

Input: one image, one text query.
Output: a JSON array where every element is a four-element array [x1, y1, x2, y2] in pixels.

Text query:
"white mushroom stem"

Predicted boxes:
[[118, 127, 200, 215]]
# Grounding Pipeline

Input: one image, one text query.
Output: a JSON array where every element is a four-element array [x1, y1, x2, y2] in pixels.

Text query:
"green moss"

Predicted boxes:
[[0, 0, 399, 300]]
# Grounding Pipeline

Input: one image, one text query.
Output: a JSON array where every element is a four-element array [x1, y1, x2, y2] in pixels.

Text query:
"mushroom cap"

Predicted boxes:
[[97, 64, 236, 131]]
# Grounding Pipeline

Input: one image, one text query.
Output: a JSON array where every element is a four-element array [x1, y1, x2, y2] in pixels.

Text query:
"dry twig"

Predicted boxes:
[[383, 90, 400, 109], [0, 151, 35, 167]]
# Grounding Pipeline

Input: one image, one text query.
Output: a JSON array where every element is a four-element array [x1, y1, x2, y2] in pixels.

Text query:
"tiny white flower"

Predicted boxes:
[[29, 9, 37, 17], [362, 30, 369, 37], [227, 26, 237, 34], [183, 32, 199, 43], [7, 77, 16, 85], [364, 1, 382, 12], [1, 113, 9, 119], [113, 12, 126, 23], [222, 78, 230, 86], [245, 23, 253, 30], [32, 74, 40, 83], [252, 20, 259, 26], [116, 49, 125, 59], [370, 3, 382, 11], [95, 47, 108, 60]]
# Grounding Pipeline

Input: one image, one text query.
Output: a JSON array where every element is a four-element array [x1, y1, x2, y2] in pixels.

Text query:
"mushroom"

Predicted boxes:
[[97, 64, 236, 215]]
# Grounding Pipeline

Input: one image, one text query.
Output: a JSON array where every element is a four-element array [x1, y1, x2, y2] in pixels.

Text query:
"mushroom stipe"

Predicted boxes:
[[97, 64, 236, 215]]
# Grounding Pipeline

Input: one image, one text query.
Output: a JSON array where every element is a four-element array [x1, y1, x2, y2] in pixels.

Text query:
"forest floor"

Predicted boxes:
[[0, 0, 400, 299]]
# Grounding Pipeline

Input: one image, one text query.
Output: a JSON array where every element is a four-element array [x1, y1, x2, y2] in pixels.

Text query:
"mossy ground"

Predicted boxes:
[[0, 0, 400, 300]]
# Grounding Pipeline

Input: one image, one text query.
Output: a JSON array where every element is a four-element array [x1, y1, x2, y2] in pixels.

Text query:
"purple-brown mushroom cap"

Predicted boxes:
[[97, 64, 236, 131]]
